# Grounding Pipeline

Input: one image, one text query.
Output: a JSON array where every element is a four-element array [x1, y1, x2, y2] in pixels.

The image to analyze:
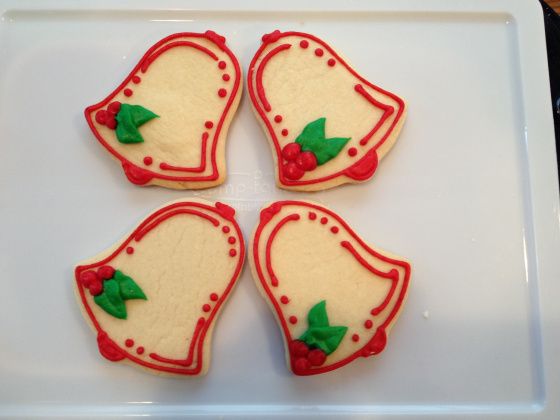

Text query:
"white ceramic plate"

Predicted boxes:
[[0, 0, 558, 418]]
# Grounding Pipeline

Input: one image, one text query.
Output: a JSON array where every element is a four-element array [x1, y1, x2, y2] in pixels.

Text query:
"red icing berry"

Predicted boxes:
[[283, 162, 305, 180], [290, 340, 309, 357], [281, 129, 289, 137], [274, 115, 283, 123], [218, 60, 226, 69], [89, 278, 103, 296], [205, 121, 214, 129], [327, 58, 336, 67], [289, 316, 298, 324], [108, 101, 121, 114], [364, 320, 373, 329], [210, 293, 219, 301], [105, 115, 117, 130], [294, 357, 311, 372], [295, 151, 318, 171], [320, 217, 328, 225], [143, 156, 153, 166], [229, 249, 237, 257], [352, 334, 360, 342], [202, 304, 211, 312], [222, 74, 230, 81], [222, 226, 230, 233], [80, 271, 98, 288], [307, 349, 327, 366], [95, 110, 108, 125], [124, 88, 133, 97], [330, 226, 339, 234], [282, 143, 301, 161], [126, 246, 134, 254], [132, 75, 141, 84], [315, 48, 324, 57], [228, 236, 236, 244], [299, 40, 309, 49], [348, 147, 358, 157], [308, 212, 317, 220], [218, 88, 227, 98], [136, 346, 145, 355], [280, 295, 289, 304], [98, 266, 115, 280], [125, 339, 134, 347]]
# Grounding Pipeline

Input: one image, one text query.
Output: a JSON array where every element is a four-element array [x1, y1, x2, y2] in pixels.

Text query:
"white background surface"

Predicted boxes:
[[0, 0, 558, 418]]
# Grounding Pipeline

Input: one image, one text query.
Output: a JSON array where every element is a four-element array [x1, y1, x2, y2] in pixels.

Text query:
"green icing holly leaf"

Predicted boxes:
[[115, 104, 158, 144], [114, 270, 147, 301], [94, 279, 127, 319], [300, 326, 348, 355], [307, 300, 329, 328], [294, 118, 350, 165]]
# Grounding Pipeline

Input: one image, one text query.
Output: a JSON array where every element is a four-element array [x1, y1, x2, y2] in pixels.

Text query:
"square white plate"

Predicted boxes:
[[0, 0, 559, 418]]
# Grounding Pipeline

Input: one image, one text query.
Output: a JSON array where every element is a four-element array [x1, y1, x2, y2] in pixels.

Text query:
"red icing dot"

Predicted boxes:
[[143, 156, 153, 166], [126, 246, 134, 254], [218, 88, 227, 98], [210, 293, 219, 301], [348, 147, 358, 157], [98, 266, 115, 280], [124, 88, 133, 97], [222, 226, 230, 233], [229, 249, 237, 257], [365, 320, 373, 329], [308, 212, 317, 220], [80, 271, 97, 287], [289, 316, 298, 324], [202, 304, 211, 312], [218, 60, 226, 69], [136, 346, 144, 355], [330, 226, 339, 234], [299, 40, 309, 48], [327, 58, 336, 67], [132, 75, 141, 84], [95, 110, 107, 125], [315, 48, 324, 57], [308, 349, 327, 366], [228, 236, 236, 244], [352, 334, 360, 342], [222, 74, 230, 82], [205, 121, 214, 129], [280, 295, 290, 304], [281, 129, 289, 137], [320, 217, 328, 225], [125, 339, 134, 347], [274, 115, 283, 123]]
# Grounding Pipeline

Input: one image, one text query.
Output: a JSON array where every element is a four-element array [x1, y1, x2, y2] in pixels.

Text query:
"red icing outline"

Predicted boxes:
[[149, 317, 205, 367], [252, 201, 410, 376], [84, 32, 241, 185], [265, 213, 301, 287], [159, 132, 209, 173], [75, 201, 245, 375], [256, 43, 292, 112], [247, 31, 405, 187]]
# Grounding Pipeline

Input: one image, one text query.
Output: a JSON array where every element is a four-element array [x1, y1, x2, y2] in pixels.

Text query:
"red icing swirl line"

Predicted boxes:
[[354, 84, 394, 146], [149, 317, 205, 367], [265, 213, 301, 287], [75, 200, 246, 375], [256, 43, 292, 112], [141, 40, 218, 73], [159, 132, 208, 173], [134, 209, 219, 241]]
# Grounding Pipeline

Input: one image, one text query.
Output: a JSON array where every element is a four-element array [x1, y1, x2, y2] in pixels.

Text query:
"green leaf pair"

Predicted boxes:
[[294, 118, 351, 165], [94, 270, 147, 319], [299, 300, 348, 355], [115, 104, 158, 144]]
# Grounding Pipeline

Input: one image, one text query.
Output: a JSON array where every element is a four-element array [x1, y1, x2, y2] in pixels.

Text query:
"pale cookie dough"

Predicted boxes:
[[250, 200, 411, 375], [85, 31, 242, 189], [248, 30, 407, 191], [74, 198, 244, 376]]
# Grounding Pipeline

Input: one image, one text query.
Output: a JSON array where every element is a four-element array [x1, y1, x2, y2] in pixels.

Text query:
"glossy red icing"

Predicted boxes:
[[218, 88, 227, 98], [76, 201, 245, 375], [124, 88, 133, 97], [143, 156, 153, 166], [126, 246, 134, 254]]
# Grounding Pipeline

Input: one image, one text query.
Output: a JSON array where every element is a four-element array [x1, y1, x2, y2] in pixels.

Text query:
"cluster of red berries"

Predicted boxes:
[[95, 101, 122, 130], [281, 143, 318, 180], [80, 266, 116, 296], [290, 340, 327, 371]]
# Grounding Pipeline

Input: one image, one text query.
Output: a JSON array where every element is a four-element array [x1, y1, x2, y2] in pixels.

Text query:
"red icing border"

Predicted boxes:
[[247, 31, 406, 187], [84, 32, 241, 185], [75, 201, 245, 375], [252, 201, 410, 375]]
